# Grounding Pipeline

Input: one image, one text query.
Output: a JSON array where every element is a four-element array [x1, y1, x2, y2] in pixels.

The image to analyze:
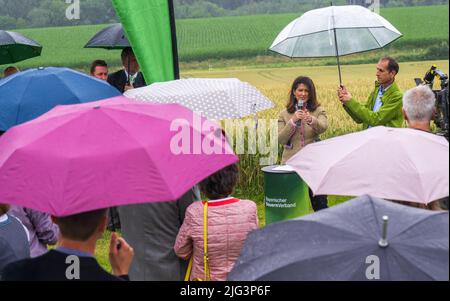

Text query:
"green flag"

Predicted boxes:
[[111, 0, 179, 84]]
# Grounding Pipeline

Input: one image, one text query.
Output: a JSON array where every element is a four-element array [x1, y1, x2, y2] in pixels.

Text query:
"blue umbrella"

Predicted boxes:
[[0, 67, 121, 131]]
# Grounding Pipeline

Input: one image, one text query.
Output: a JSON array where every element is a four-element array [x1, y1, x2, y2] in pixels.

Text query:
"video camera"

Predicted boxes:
[[414, 65, 449, 140]]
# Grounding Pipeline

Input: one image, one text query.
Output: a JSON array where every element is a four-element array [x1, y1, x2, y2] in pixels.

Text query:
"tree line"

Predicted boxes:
[[0, 0, 447, 30]]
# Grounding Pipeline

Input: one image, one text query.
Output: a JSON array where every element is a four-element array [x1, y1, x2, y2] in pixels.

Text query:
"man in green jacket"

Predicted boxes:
[[338, 57, 404, 129]]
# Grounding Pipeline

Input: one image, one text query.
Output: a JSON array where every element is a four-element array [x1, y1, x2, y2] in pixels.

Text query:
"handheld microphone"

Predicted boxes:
[[294, 100, 304, 126]]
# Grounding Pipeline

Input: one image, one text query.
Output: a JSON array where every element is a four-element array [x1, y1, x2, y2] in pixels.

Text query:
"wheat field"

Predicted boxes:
[[186, 60, 449, 137], [185, 60, 449, 209]]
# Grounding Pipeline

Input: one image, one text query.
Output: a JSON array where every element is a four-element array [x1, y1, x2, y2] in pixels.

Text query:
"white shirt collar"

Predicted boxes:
[[123, 69, 138, 78]]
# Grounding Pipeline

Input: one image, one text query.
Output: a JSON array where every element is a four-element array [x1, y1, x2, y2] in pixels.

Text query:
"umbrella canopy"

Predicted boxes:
[[0, 30, 42, 65], [228, 195, 449, 281], [269, 5, 402, 84], [125, 78, 274, 120], [84, 23, 130, 49], [286, 126, 449, 204], [0, 96, 238, 217], [0, 67, 121, 131]]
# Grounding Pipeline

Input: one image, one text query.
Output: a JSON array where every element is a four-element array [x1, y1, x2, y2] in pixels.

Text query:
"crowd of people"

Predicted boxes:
[[2, 47, 146, 94], [0, 55, 448, 281]]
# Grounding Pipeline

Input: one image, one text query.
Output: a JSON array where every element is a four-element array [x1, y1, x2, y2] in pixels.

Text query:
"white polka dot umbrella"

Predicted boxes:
[[124, 78, 274, 120]]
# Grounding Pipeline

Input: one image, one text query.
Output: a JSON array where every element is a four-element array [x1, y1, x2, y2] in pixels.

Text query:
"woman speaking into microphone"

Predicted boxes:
[[278, 76, 329, 211]]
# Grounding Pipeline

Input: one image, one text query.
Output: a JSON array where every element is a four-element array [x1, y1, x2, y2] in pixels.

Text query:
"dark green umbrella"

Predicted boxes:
[[0, 30, 42, 65]]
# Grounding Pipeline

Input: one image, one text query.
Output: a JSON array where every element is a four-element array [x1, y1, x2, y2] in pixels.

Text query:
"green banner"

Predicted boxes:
[[111, 0, 179, 84]]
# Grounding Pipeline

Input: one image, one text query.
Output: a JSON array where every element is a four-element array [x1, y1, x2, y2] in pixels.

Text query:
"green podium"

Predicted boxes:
[[261, 165, 310, 225]]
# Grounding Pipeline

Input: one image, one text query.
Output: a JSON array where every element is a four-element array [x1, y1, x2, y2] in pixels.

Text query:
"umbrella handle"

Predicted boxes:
[[378, 215, 389, 248], [333, 27, 343, 86], [330, 4, 343, 86]]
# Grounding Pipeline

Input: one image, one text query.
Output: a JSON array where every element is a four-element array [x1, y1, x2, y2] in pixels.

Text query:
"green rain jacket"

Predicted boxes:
[[343, 81, 404, 129]]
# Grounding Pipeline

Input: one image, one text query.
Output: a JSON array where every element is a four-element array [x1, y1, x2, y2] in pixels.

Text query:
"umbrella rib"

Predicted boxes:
[[270, 26, 399, 59], [369, 197, 382, 231], [56, 73, 92, 102], [13, 74, 36, 127], [242, 220, 373, 264], [290, 34, 303, 58], [275, 26, 387, 43], [384, 244, 439, 280], [390, 212, 448, 241], [367, 28, 383, 48]]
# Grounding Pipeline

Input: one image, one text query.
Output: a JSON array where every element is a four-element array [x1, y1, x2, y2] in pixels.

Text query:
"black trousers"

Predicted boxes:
[[308, 188, 328, 212]]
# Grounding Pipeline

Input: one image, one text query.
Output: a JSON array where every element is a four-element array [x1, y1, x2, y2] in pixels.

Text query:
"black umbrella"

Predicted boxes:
[[228, 195, 449, 281], [0, 30, 42, 65], [84, 23, 130, 50], [85, 23, 133, 85]]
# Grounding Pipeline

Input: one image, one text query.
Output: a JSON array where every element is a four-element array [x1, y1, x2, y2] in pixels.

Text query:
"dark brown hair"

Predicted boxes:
[[121, 47, 135, 61], [90, 60, 108, 75], [3, 66, 19, 77], [380, 56, 399, 75], [200, 163, 239, 200], [0, 204, 10, 215], [392, 200, 443, 211], [286, 76, 320, 114], [55, 209, 107, 241]]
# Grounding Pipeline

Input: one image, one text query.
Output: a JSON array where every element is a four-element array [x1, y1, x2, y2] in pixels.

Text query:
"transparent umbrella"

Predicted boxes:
[[269, 5, 402, 85]]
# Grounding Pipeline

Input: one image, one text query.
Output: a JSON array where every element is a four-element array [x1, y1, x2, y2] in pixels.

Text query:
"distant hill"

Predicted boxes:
[[10, 4, 449, 71], [0, 0, 448, 29]]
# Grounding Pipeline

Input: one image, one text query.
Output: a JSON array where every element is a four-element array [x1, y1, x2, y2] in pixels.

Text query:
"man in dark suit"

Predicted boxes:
[[2, 208, 134, 281], [107, 47, 146, 93], [118, 187, 200, 281]]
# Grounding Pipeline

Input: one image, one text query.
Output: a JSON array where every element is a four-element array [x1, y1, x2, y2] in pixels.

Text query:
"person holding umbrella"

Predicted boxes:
[[337, 57, 404, 129], [107, 47, 146, 93], [278, 76, 329, 211]]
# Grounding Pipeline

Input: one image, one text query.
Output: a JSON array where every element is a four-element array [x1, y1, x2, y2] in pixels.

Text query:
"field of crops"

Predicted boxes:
[[185, 59, 449, 214], [11, 4, 449, 71]]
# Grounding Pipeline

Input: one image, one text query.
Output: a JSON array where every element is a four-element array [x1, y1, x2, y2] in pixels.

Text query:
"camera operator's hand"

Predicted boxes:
[[109, 232, 134, 277], [337, 85, 352, 104]]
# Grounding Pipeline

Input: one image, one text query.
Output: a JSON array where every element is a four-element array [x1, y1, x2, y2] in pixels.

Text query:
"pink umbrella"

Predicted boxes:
[[0, 96, 238, 216], [287, 126, 449, 204]]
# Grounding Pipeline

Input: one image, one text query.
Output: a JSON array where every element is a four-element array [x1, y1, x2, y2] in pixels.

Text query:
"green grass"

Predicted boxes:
[[9, 4, 449, 72]]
